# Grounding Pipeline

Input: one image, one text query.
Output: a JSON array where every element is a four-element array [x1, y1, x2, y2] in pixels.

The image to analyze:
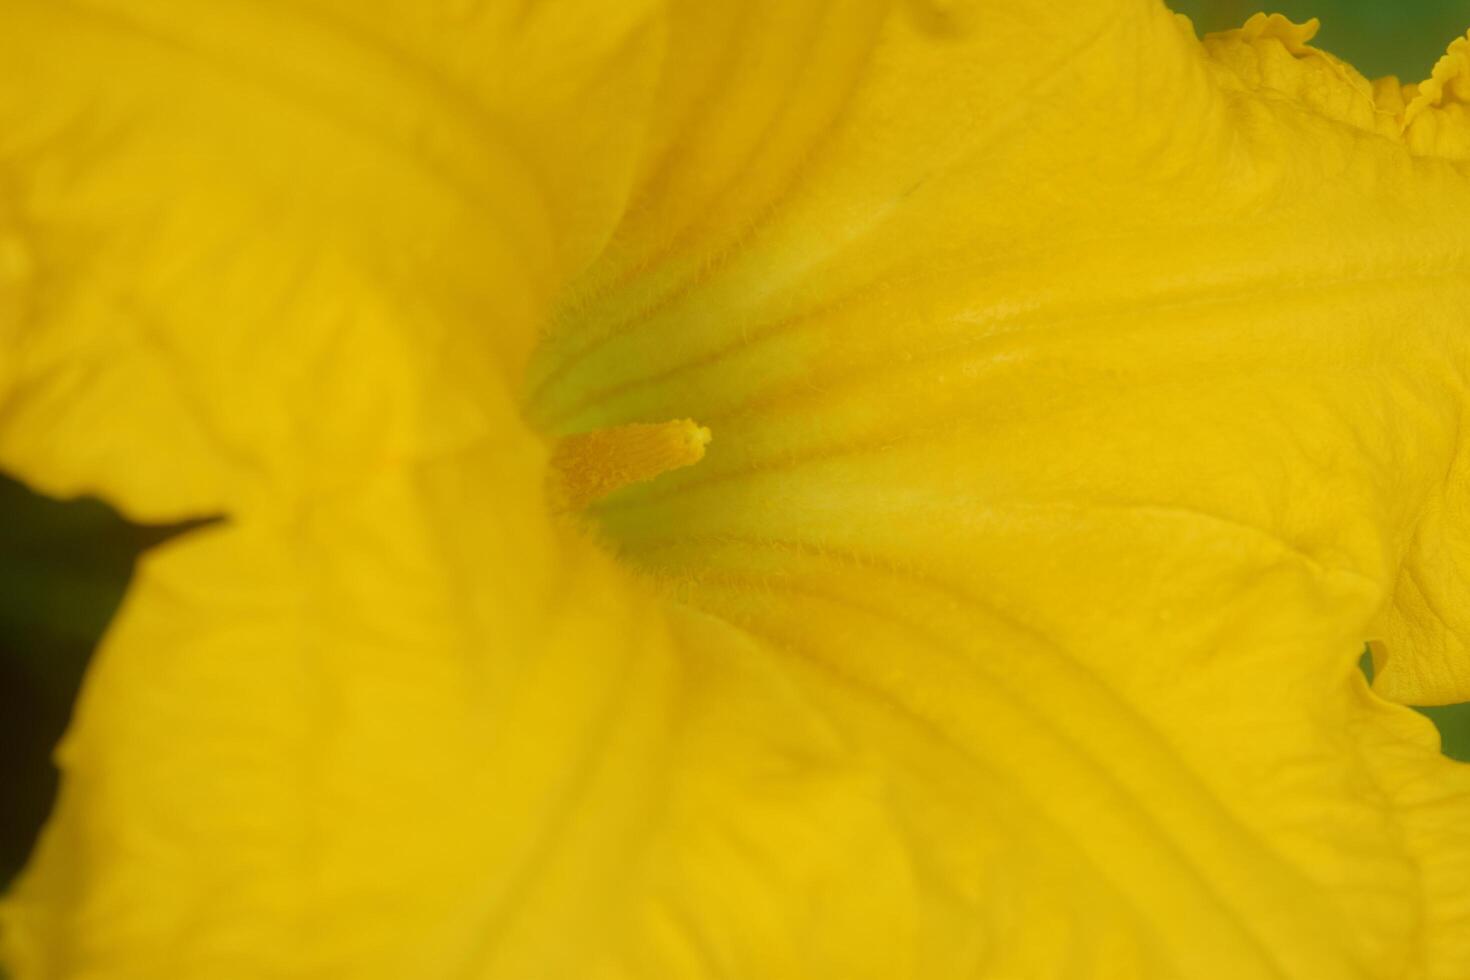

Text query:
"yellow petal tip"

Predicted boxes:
[[1213, 12, 1321, 53]]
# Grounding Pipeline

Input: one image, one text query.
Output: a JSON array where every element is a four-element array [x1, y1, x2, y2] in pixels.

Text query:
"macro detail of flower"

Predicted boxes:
[[2, 1, 1470, 977]]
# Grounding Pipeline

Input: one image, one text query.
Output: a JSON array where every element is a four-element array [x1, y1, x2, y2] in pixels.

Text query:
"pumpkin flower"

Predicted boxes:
[[4, 0, 1470, 976]]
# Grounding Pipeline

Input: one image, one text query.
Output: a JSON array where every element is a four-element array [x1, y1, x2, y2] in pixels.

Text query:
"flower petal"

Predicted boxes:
[[0, 0, 663, 519], [529, 5, 1470, 725], [6, 2, 1470, 977], [9, 453, 1470, 977], [0, 446, 919, 979], [527, 3, 1470, 973]]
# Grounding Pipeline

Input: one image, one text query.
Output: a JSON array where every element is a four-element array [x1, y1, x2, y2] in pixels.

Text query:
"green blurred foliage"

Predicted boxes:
[[1360, 649, 1470, 763], [1421, 701, 1470, 762], [1171, 0, 1466, 79], [0, 477, 188, 884]]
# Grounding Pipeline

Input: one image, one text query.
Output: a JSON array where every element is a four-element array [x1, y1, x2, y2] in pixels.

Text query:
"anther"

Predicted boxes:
[[549, 419, 711, 510]]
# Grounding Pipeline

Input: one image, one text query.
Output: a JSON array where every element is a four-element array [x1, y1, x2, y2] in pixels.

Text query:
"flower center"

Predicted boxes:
[[548, 419, 711, 510]]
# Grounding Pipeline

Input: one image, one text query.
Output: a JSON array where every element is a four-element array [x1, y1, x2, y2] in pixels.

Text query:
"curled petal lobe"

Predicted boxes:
[[1199, 13, 1399, 139], [1405, 31, 1470, 158]]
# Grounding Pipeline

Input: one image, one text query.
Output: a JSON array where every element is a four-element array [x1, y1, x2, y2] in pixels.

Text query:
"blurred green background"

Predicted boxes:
[[0, 480, 198, 887], [1173, 0, 1466, 78], [3, 0, 1470, 893]]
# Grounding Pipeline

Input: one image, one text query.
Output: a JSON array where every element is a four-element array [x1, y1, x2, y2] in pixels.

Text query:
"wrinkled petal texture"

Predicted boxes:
[[3, 2, 1470, 979], [0, 0, 665, 517]]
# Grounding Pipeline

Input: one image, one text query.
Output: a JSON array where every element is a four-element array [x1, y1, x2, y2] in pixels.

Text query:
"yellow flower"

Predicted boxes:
[[3, 1, 1470, 976]]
